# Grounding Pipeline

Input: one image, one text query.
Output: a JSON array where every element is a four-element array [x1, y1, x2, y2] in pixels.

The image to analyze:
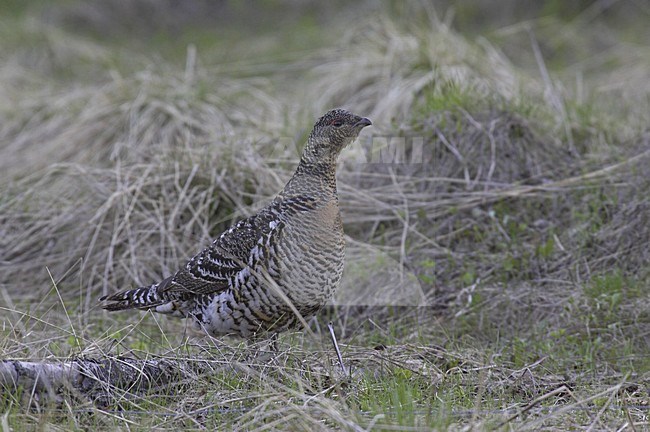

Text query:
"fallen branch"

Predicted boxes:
[[0, 357, 213, 407]]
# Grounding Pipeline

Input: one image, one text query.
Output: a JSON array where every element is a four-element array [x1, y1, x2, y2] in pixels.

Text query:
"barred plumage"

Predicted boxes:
[[100, 109, 372, 338]]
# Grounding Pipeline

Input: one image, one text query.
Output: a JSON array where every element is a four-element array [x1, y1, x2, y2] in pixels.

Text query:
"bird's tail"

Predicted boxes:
[[100, 276, 173, 311]]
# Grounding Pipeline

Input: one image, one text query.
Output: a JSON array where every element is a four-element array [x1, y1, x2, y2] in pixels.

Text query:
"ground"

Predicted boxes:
[[0, 1, 649, 430]]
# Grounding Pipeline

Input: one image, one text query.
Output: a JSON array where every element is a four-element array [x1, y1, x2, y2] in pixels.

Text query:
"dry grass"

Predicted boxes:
[[1, 1, 649, 430]]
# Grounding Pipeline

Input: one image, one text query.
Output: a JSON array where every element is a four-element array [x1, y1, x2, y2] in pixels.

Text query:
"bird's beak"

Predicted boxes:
[[354, 117, 372, 128]]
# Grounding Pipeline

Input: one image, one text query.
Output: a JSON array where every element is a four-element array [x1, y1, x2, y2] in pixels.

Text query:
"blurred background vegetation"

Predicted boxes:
[[0, 1, 649, 430]]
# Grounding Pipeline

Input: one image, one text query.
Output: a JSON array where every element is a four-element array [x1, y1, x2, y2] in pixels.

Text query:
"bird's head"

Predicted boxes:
[[304, 109, 372, 162]]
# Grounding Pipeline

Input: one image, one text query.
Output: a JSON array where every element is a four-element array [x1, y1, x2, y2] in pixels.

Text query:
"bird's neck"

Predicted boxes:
[[281, 144, 339, 198]]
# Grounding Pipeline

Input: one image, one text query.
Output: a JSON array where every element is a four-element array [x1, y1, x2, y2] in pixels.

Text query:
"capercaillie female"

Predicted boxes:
[[101, 109, 371, 338]]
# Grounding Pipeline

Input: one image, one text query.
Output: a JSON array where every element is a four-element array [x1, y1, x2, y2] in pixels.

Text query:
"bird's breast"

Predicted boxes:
[[273, 199, 345, 305]]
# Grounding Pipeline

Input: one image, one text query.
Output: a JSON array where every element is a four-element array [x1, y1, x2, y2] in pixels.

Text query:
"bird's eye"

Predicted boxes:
[[330, 119, 344, 127]]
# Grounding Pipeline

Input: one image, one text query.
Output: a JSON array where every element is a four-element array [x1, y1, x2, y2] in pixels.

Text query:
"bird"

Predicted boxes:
[[101, 109, 372, 340]]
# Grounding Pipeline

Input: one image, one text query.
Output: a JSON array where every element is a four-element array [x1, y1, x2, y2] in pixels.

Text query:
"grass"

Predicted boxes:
[[1, 0, 650, 430]]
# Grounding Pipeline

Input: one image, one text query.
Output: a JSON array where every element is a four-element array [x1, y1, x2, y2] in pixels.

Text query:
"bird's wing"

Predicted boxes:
[[162, 195, 317, 296]]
